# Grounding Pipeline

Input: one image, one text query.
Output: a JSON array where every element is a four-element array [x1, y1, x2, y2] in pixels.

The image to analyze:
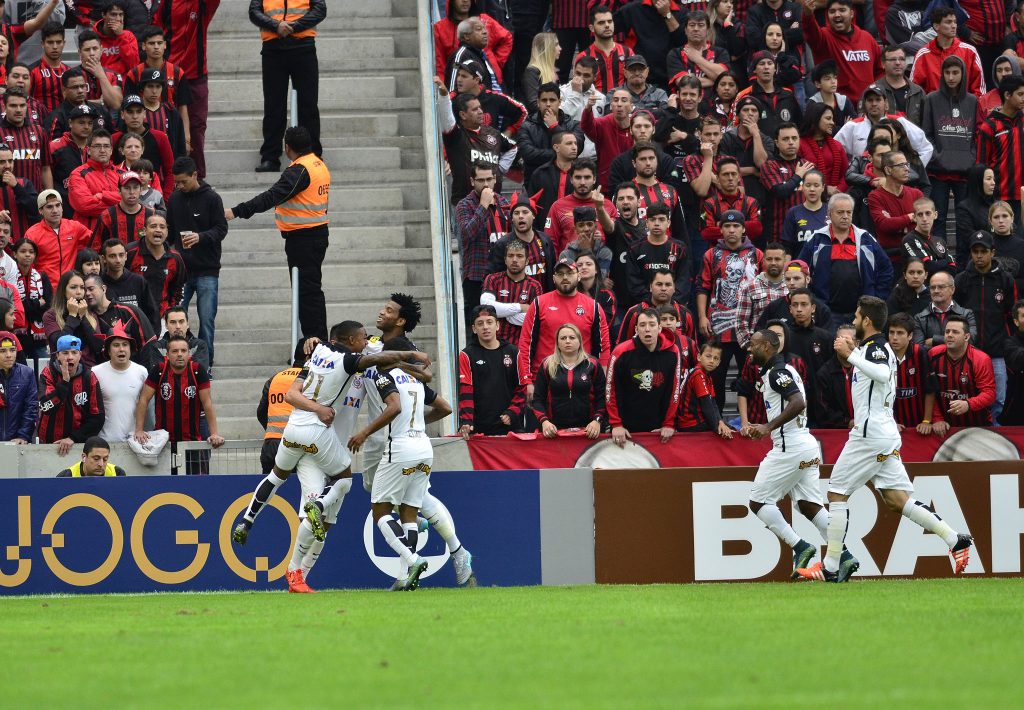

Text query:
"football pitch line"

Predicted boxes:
[[3, 579, 1022, 708]]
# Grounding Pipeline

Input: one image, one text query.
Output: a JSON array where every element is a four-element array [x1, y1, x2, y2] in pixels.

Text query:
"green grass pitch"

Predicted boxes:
[[3, 579, 1022, 708]]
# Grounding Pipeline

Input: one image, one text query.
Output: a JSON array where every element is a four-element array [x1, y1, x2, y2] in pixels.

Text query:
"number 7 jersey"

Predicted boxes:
[[759, 355, 816, 451], [289, 342, 364, 428], [363, 365, 437, 463]]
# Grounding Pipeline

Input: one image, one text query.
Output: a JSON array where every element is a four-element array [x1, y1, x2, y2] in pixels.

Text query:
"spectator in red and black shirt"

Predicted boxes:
[[655, 302, 698, 369], [0, 88, 51, 191], [134, 333, 223, 450], [619, 267, 695, 343], [452, 60, 527, 137], [31, 23, 69, 117], [37, 333, 105, 455], [576, 5, 634, 94], [95, 171, 155, 251], [677, 339, 734, 437], [138, 69, 189, 159], [526, 130, 577, 226], [977, 75, 1024, 214], [665, 12, 729, 92], [45, 68, 113, 143], [760, 122, 811, 243], [607, 308, 681, 443], [48, 104, 92, 216], [76, 31, 123, 112], [481, 238, 543, 345], [113, 96, 176, 200], [626, 202, 689, 305], [887, 312, 938, 432], [486, 190, 557, 292], [532, 320, 607, 438], [127, 213, 186, 329], [0, 145, 39, 241], [439, 89, 518, 207], [631, 141, 685, 240], [457, 305, 527, 436], [125, 26, 193, 116], [700, 156, 761, 245], [929, 314, 997, 430], [4, 64, 48, 128]]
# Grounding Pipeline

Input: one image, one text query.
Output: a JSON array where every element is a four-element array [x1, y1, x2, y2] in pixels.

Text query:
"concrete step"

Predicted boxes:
[[207, 36, 398, 70], [207, 146, 401, 173], [213, 59, 420, 81], [208, 96, 421, 117], [221, 245, 432, 266], [216, 262, 408, 291], [218, 285, 437, 306], [208, 75, 398, 103], [207, 135, 425, 151], [217, 185, 408, 213], [221, 225, 408, 251], [214, 378, 270, 403], [205, 113, 405, 143], [216, 417, 266, 441], [231, 208, 430, 229], [213, 0, 404, 24]]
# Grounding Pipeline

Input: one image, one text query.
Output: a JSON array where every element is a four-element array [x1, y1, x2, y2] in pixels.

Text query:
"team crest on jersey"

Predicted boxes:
[[780, 109, 791, 121], [581, 374, 588, 381], [960, 374, 969, 384], [73, 391, 89, 406], [184, 385, 197, 399], [996, 289, 1005, 303], [908, 367, 916, 375], [160, 383, 172, 400], [660, 188, 670, 200], [520, 292, 529, 301], [29, 134, 36, 142], [503, 354, 512, 367], [575, 306, 584, 316], [485, 134, 497, 145], [812, 343, 821, 354]]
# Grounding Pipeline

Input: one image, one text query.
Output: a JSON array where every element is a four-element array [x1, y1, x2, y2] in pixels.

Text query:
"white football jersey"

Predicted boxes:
[[758, 356, 816, 451], [362, 365, 435, 463], [288, 343, 363, 428], [848, 333, 900, 440]]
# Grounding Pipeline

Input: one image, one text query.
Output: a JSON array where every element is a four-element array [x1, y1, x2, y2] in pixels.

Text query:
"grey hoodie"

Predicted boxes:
[[921, 55, 979, 176]]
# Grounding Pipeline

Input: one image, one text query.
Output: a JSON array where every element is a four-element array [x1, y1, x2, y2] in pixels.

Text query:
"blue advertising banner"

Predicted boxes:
[[0, 471, 542, 595]]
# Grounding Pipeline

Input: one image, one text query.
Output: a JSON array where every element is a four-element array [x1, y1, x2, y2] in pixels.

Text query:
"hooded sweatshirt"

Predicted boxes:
[[980, 55, 1022, 115], [921, 56, 979, 180], [954, 164, 995, 248], [92, 19, 140, 77], [166, 181, 228, 278], [911, 35, 986, 97]]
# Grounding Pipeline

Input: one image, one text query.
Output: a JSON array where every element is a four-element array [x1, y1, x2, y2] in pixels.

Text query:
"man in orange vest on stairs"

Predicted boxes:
[[225, 126, 330, 340], [249, 0, 325, 172]]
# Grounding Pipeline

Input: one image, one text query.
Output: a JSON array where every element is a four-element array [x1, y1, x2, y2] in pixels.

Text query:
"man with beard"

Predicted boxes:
[[700, 157, 762, 246], [456, 162, 510, 326], [546, 158, 617, 253], [760, 122, 813, 244], [631, 141, 684, 241], [618, 267, 695, 344], [127, 213, 186, 329], [596, 182, 647, 312], [608, 109, 673, 187], [140, 306, 209, 372], [665, 12, 728, 91], [45, 68, 112, 142], [736, 242, 788, 348], [481, 239, 543, 345], [527, 130, 577, 226], [576, 5, 634, 94], [487, 190, 556, 292]]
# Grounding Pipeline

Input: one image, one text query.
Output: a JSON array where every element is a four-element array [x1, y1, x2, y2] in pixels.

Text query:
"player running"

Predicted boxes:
[[744, 329, 858, 579], [231, 321, 428, 593], [797, 296, 973, 582]]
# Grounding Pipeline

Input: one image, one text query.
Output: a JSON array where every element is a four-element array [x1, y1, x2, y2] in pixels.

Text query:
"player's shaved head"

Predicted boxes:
[[330, 320, 364, 341]]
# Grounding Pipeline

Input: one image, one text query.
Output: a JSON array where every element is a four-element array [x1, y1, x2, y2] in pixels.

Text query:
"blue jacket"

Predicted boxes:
[[798, 225, 894, 304], [0, 363, 38, 441]]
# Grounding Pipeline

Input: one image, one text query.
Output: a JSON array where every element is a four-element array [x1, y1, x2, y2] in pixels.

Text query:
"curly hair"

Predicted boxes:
[[390, 292, 422, 333]]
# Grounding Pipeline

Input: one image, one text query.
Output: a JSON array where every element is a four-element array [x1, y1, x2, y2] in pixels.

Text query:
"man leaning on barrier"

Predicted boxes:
[[56, 436, 126, 477]]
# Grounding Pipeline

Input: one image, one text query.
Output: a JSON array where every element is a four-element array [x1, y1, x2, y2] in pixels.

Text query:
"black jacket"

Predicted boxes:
[[526, 160, 573, 225], [954, 263, 1017, 358], [531, 355, 606, 429], [745, 1, 804, 52], [1001, 330, 1024, 424], [786, 320, 833, 420], [517, 110, 585, 183], [902, 231, 956, 275], [954, 165, 994, 253], [755, 293, 834, 332], [887, 281, 930, 319], [608, 144, 675, 188], [613, 2, 685, 88], [814, 357, 854, 428], [166, 181, 228, 277], [102, 271, 159, 330]]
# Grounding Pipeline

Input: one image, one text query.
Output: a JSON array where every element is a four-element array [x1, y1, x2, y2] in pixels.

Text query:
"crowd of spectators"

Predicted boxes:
[[442, 0, 1024, 441]]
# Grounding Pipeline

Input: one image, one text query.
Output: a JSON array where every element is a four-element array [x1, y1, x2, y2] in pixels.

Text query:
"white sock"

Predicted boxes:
[[755, 504, 801, 547], [302, 535, 326, 577], [824, 502, 848, 573], [902, 499, 958, 547], [377, 515, 417, 566], [289, 520, 315, 571], [810, 509, 829, 540], [243, 471, 287, 523], [318, 476, 352, 515], [421, 493, 462, 553]]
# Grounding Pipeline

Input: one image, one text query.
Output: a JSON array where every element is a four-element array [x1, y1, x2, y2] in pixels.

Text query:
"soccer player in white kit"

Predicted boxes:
[[231, 321, 428, 592], [797, 296, 974, 582], [745, 329, 859, 578]]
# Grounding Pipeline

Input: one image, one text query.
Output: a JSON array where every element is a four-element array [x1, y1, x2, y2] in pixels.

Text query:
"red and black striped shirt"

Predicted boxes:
[[576, 42, 635, 94], [759, 158, 803, 243], [929, 343, 996, 427], [0, 119, 50, 191], [677, 365, 716, 430], [158, 0, 220, 80], [0, 177, 37, 240], [148, 358, 210, 442], [618, 301, 695, 343], [127, 241, 187, 319], [977, 110, 1024, 203], [894, 343, 935, 427], [552, 0, 590, 28], [96, 204, 155, 250], [37, 362, 104, 443], [124, 61, 192, 107], [30, 62, 69, 116], [1, 93, 48, 128], [85, 69, 123, 105], [481, 271, 543, 345]]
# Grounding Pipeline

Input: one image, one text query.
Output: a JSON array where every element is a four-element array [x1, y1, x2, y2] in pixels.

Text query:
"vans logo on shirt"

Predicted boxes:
[[843, 50, 871, 61]]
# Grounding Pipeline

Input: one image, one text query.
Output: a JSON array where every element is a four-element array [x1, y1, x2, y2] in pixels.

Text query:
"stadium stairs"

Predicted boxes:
[[202, 0, 436, 439]]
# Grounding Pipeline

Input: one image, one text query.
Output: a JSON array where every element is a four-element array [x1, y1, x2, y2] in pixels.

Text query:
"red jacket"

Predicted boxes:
[[910, 38, 985, 97], [25, 218, 93, 287], [518, 289, 611, 384], [433, 10, 512, 82], [798, 136, 849, 192], [581, 107, 634, 188], [68, 158, 123, 235], [803, 9, 882, 100], [92, 19, 140, 77], [867, 184, 924, 252], [546, 192, 618, 254]]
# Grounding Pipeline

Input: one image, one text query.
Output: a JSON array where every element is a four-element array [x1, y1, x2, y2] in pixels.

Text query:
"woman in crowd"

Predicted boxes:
[[74, 248, 102, 276], [520, 32, 559, 116], [988, 201, 1024, 279], [42, 270, 104, 366], [878, 118, 930, 192], [708, 0, 745, 81], [116, 132, 163, 196], [575, 250, 615, 326], [12, 237, 51, 360], [702, 71, 740, 126], [798, 103, 847, 197], [886, 258, 930, 318], [955, 165, 996, 268], [757, 22, 802, 95], [531, 323, 606, 439]]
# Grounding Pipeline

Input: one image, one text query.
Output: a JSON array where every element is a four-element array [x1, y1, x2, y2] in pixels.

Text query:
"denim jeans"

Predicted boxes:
[[992, 356, 1007, 425], [182, 275, 219, 365]]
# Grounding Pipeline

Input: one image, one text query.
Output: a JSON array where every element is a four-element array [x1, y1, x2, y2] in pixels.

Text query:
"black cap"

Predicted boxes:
[[68, 104, 94, 120], [970, 230, 995, 249], [457, 59, 485, 82], [572, 206, 597, 223], [624, 54, 647, 68], [121, 94, 144, 110], [862, 84, 886, 99], [554, 257, 578, 272], [139, 67, 166, 85], [719, 209, 746, 225]]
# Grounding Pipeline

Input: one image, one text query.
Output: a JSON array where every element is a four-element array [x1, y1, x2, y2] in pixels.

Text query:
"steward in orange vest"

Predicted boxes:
[[257, 338, 310, 474]]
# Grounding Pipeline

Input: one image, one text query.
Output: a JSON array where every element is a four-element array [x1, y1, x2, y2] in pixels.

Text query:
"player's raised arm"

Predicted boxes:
[[846, 342, 892, 384]]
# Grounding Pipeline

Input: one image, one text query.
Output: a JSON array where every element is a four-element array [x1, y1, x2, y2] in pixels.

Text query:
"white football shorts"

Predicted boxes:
[[370, 457, 433, 508], [750, 444, 824, 505], [828, 435, 913, 496]]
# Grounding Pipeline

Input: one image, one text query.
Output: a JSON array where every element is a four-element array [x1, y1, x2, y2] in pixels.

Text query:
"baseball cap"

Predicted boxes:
[[718, 209, 746, 225], [37, 188, 62, 209], [624, 54, 648, 68], [554, 257, 578, 272], [56, 335, 82, 352], [970, 230, 995, 249], [119, 171, 142, 187], [0, 330, 19, 350], [572, 206, 597, 223], [121, 94, 144, 110], [862, 84, 886, 99], [68, 104, 94, 120], [750, 50, 775, 67], [786, 259, 810, 275], [457, 59, 485, 82], [139, 67, 166, 85]]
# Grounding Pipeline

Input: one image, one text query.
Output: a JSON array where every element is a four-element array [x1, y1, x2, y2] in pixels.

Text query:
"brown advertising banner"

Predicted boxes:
[[594, 462, 1024, 583]]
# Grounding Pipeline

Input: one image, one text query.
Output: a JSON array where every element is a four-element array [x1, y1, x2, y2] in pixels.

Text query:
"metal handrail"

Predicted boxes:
[[420, 1, 461, 434]]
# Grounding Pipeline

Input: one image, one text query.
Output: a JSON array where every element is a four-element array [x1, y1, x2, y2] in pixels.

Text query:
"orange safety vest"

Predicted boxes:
[[275, 152, 330, 232], [260, 0, 318, 42], [264, 367, 301, 440]]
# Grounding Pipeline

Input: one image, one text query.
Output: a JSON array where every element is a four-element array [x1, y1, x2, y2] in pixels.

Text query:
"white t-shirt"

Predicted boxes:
[[93, 361, 149, 441]]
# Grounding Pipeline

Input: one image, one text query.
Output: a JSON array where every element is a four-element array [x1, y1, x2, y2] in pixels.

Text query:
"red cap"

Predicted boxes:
[[786, 259, 810, 275], [119, 171, 142, 187], [0, 330, 20, 351]]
